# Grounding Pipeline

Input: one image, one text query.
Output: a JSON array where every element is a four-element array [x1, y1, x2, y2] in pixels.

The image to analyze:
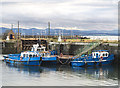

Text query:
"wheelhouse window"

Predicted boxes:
[[23, 54, 25, 57], [106, 53, 108, 56], [25, 54, 28, 57], [103, 54, 105, 56], [96, 53, 98, 56], [37, 49, 40, 51], [33, 55, 35, 57], [102, 53, 108, 57], [29, 54, 32, 57]]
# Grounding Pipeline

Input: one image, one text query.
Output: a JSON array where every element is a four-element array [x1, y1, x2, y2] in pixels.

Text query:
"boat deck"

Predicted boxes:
[[57, 55, 73, 59]]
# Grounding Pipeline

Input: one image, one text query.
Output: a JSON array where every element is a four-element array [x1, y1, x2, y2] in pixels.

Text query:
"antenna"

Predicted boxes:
[[71, 29, 72, 39], [62, 29, 63, 38], [18, 21, 19, 39], [17, 21, 20, 53], [41, 30, 42, 38], [48, 22, 50, 36], [45, 30, 46, 38], [11, 24, 13, 30]]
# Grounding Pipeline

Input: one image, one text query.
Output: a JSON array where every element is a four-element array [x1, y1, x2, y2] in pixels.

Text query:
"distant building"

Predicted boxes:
[[3, 30, 15, 40]]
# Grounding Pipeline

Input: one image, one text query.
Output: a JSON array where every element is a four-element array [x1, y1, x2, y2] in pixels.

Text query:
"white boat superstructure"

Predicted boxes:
[[31, 43, 46, 52]]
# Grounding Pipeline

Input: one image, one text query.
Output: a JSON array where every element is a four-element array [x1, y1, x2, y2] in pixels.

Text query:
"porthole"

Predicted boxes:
[[106, 53, 107, 56], [103, 54, 105, 56]]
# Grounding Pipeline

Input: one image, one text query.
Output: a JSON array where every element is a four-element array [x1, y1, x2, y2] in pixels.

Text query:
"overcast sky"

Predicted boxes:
[[0, 0, 118, 31]]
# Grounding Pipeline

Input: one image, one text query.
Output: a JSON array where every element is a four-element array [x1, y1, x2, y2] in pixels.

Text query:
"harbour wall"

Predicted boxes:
[[50, 43, 119, 63], [1, 41, 119, 63], [1, 41, 18, 54]]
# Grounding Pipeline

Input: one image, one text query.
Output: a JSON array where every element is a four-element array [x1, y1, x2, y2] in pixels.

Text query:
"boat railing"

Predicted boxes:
[[9, 54, 20, 57], [74, 40, 103, 59]]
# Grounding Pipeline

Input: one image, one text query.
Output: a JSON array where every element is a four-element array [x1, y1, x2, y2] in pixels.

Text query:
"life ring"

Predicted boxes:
[[100, 56, 103, 61], [20, 56, 23, 60]]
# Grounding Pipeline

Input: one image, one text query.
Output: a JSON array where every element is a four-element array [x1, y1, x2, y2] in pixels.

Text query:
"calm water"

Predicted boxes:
[[0, 55, 119, 86]]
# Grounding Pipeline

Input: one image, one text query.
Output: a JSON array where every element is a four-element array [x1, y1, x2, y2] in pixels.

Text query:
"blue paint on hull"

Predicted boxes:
[[41, 56, 57, 65], [87, 62, 95, 66], [6, 60, 42, 66], [71, 54, 114, 67], [71, 61, 85, 67], [100, 60, 113, 65], [42, 56, 57, 61], [4, 57, 42, 66]]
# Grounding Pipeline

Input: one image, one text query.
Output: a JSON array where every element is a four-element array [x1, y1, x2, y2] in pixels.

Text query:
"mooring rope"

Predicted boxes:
[[67, 58, 73, 65], [57, 56, 72, 65]]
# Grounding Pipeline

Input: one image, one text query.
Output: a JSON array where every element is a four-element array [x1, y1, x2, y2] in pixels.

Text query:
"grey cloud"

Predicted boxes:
[[1, 0, 71, 4], [1, 0, 118, 31]]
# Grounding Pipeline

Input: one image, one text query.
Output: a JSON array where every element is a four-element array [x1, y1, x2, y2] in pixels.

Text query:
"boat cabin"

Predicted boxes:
[[40, 52, 50, 57], [21, 51, 40, 58], [21, 51, 50, 58], [31, 43, 46, 52], [21, 44, 50, 58], [92, 50, 109, 58]]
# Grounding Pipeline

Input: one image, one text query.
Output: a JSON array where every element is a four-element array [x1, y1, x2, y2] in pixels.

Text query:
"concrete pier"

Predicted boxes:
[[49, 42, 118, 63], [0, 39, 119, 63]]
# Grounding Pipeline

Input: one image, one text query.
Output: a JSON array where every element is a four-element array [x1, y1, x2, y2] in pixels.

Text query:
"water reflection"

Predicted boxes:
[[5, 63, 118, 81], [72, 65, 117, 80]]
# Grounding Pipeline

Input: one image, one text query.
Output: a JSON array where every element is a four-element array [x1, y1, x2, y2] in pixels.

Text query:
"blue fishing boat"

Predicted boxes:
[[3, 51, 42, 66], [3, 44, 57, 66], [31, 44, 58, 65], [71, 50, 114, 67]]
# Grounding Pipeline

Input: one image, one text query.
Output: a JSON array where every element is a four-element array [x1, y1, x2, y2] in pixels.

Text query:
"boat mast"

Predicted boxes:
[[18, 21, 19, 39], [11, 24, 13, 30], [17, 21, 20, 53], [48, 22, 50, 37]]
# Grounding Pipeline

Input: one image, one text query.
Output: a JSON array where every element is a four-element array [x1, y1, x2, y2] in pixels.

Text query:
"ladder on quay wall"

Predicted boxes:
[[74, 41, 102, 58]]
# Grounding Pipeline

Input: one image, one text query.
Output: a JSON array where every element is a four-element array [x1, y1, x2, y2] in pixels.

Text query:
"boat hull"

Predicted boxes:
[[71, 61, 85, 67], [87, 61, 95, 66], [71, 55, 114, 67], [5, 59, 42, 66], [71, 60, 113, 67], [98, 60, 113, 65], [4, 56, 42, 66], [41, 56, 57, 65]]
